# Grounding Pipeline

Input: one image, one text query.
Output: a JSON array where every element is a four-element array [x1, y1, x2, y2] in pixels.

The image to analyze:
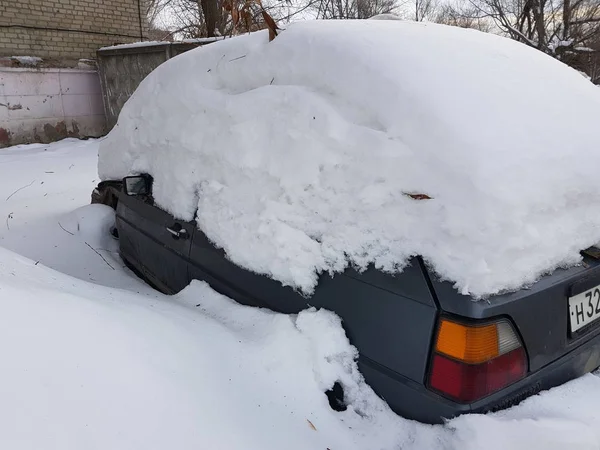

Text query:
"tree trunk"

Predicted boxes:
[[199, 0, 219, 37], [537, 8, 545, 50], [532, 0, 546, 50], [563, 0, 571, 41]]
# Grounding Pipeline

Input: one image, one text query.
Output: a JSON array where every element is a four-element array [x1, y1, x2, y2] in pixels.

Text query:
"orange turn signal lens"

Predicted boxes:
[[435, 319, 499, 364]]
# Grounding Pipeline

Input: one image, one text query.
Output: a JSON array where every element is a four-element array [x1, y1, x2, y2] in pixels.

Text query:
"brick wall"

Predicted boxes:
[[0, 0, 148, 61]]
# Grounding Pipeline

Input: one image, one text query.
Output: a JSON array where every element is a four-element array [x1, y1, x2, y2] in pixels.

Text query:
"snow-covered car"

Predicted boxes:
[[94, 20, 600, 423]]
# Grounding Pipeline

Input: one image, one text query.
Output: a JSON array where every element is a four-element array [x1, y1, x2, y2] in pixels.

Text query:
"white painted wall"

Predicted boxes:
[[0, 68, 106, 147]]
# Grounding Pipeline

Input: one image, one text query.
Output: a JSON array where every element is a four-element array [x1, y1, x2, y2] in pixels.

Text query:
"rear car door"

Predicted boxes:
[[188, 226, 440, 419], [116, 193, 194, 294]]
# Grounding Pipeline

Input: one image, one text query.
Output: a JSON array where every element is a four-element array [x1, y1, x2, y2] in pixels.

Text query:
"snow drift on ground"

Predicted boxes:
[[2, 257, 600, 450], [3, 139, 600, 449], [0, 139, 154, 293], [3, 253, 600, 450], [99, 20, 600, 298]]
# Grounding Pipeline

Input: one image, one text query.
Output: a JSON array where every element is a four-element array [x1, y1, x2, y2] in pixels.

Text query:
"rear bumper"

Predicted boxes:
[[360, 328, 600, 424]]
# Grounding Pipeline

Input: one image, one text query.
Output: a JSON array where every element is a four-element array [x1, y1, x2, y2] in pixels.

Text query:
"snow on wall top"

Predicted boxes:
[[10, 56, 43, 66], [99, 20, 600, 298], [98, 37, 224, 52], [98, 41, 168, 51]]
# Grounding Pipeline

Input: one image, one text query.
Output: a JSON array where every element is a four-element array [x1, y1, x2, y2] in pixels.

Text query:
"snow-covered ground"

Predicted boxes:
[[1, 138, 600, 449], [0, 139, 154, 294]]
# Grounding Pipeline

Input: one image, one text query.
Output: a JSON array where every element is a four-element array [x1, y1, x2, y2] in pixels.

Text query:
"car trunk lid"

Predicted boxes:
[[427, 252, 600, 373]]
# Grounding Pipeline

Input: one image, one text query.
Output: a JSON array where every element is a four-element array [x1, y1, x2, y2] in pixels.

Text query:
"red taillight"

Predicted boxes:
[[429, 347, 527, 402], [428, 318, 527, 403]]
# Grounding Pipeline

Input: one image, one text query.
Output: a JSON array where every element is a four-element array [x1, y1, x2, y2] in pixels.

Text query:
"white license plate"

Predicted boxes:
[[569, 285, 600, 332]]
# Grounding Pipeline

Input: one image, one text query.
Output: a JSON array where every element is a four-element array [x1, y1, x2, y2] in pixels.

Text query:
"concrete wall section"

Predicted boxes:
[[0, 68, 106, 148], [96, 41, 213, 130], [97, 44, 170, 129]]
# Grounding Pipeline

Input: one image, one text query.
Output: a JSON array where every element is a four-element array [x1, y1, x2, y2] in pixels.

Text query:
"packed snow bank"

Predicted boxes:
[[0, 246, 374, 449], [0, 139, 152, 292], [99, 20, 600, 298], [1, 243, 600, 450]]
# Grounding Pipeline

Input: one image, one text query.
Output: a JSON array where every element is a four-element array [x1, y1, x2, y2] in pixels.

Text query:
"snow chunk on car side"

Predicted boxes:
[[98, 19, 600, 298]]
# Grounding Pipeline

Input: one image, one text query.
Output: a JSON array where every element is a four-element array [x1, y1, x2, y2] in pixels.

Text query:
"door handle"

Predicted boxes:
[[166, 224, 188, 239]]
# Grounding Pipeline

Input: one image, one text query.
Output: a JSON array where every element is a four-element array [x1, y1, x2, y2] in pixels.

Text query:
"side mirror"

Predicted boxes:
[[123, 175, 152, 196]]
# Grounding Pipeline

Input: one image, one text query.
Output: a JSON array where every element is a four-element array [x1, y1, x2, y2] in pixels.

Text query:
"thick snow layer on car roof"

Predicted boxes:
[[99, 20, 600, 298]]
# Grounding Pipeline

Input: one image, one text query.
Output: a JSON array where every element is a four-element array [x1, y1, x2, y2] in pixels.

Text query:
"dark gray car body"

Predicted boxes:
[[96, 180, 600, 424]]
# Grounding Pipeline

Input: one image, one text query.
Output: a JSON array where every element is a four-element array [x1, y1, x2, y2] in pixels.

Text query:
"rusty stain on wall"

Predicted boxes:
[[0, 102, 22, 110], [0, 128, 10, 146], [39, 120, 81, 142]]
